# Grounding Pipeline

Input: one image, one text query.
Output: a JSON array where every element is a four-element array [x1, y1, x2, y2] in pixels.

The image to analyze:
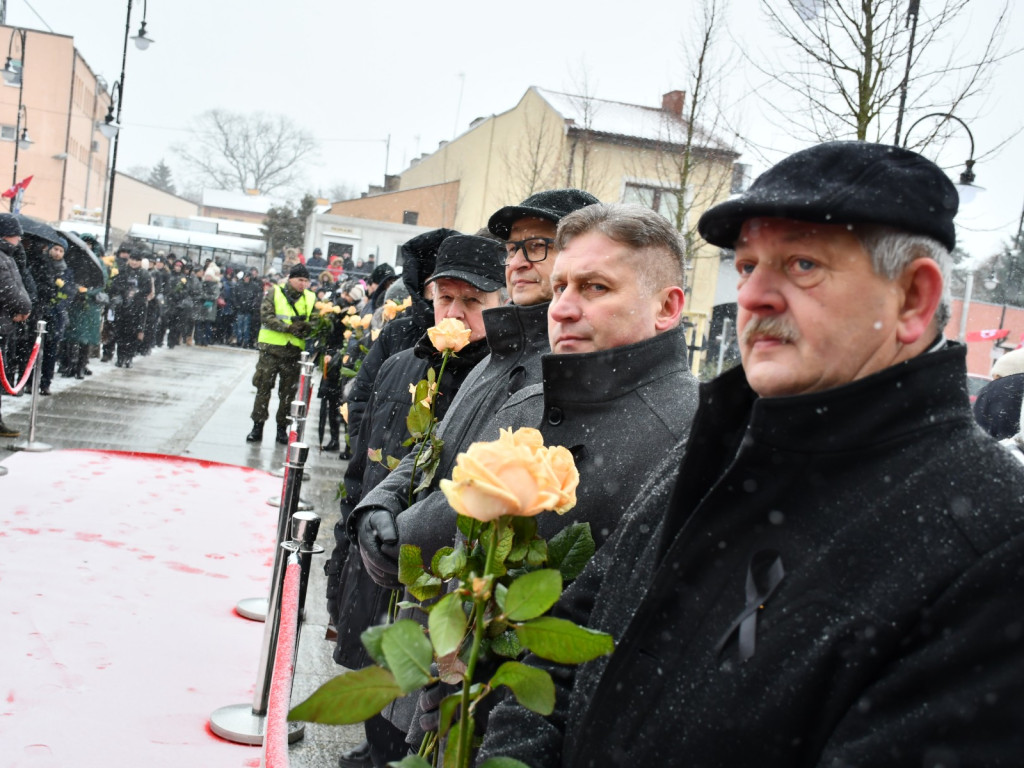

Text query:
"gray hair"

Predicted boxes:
[[555, 203, 686, 293], [854, 225, 952, 331]]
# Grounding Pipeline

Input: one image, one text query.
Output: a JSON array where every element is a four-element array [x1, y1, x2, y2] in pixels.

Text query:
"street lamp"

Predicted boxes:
[[903, 112, 983, 204], [103, 0, 155, 251], [6, 28, 28, 213]]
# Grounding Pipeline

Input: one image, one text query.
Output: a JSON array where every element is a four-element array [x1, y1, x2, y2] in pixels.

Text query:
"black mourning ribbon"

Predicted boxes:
[[715, 550, 785, 662]]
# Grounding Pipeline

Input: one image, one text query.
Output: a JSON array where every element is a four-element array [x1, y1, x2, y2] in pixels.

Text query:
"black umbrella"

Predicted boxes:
[[60, 230, 107, 288], [16, 214, 66, 247]]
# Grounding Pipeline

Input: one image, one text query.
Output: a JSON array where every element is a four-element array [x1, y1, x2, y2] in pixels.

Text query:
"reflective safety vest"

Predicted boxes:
[[258, 285, 316, 349]]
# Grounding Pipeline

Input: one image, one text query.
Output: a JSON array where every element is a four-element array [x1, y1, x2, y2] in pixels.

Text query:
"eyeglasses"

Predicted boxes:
[[503, 236, 555, 265]]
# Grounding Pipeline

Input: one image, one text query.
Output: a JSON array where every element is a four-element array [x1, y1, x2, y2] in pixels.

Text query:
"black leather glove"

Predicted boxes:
[[357, 508, 401, 589], [418, 676, 458, 733], [289, 320, 311, 336]]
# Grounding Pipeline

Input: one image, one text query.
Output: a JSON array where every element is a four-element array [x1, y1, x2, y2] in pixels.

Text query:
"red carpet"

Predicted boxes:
[[0, 450, 281, 767]]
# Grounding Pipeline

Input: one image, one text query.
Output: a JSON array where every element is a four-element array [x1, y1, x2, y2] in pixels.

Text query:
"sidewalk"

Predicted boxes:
[[0, 344, 362, 767]]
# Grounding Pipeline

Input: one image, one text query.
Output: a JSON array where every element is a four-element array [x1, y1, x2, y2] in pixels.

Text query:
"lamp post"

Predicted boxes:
[[5, 27, 28, 212], [102, 0, 154, 251], [902, 112, 983, 203]]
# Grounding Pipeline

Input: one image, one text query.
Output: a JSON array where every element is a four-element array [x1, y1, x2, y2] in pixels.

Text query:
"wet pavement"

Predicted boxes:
[[0, 343, 363, 767]]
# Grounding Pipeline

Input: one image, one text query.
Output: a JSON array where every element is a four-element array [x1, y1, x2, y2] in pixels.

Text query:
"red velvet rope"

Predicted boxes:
[[263, 559, 301, 768], [0, 336, 42, 395]]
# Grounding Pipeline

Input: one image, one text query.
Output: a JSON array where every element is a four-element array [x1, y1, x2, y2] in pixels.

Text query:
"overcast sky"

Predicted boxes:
[[7, 0, 1023, 262]]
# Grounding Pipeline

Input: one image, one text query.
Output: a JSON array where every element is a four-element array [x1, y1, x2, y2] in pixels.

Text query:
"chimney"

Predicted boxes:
[[661, 90, 686, 117]]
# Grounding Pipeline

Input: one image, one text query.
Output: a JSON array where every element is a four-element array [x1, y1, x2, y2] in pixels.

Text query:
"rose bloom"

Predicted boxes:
[[439, 428, 579, 522], [427, 318, 472, 354], [359, 314, 372, 330], [347, 306, 358, 315], [382, 300, 402, 322]]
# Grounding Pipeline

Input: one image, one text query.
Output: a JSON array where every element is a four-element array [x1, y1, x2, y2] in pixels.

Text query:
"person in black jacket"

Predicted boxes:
[[0, 213, 31, 437], [108, 249, 153, 368], [327, 235, 506, 768], [479, 141, 1024, 768]]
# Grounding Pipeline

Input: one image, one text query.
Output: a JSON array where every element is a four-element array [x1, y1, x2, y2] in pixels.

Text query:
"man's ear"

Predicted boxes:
[[655, 286, 687, 332], [896, 258, 944, 345]]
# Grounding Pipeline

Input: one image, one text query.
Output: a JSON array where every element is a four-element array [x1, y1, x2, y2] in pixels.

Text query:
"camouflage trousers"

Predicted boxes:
[[250, 348, 302, 427]]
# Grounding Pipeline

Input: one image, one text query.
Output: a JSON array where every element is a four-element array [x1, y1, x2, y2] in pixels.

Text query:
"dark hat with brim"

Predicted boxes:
[[368, 263, 396, 285], [488, 188, 600, 240], [426, 234, 506, 292], [698, 141, 959, 252]]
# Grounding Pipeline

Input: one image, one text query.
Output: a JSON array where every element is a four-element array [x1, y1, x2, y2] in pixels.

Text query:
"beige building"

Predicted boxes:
[[331, 86, 741, 364], [0, 25, 112, 224]]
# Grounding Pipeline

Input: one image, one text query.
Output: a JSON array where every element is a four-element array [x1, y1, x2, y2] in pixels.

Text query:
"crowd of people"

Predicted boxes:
[[3, 140, 1024, 767], [308, 144, 1024, 768], [0, 221, 390, 441]]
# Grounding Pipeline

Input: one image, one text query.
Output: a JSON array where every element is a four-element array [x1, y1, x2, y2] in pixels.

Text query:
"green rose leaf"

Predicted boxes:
[[547, 522, 595, 581], [428, 592, 467, 658], [408, 571, 443, 602], [437, 689, 462, 737], [287, 666, 401, 724], [503, 569, 562, 621], [489, 661, 555, 715], [478, 759, 534, 768], [525, 538, 548, 568], [457, 514, 479, 542], [493, 581, 508, 612], [385, 455, 402, 471], [488, 627, 523, 659], [444, 712, 475, 767], [507, 517, 538, 562], [515, 617, 614, 664], [360, 624, 389, 667], [435, 543, 467, 580], [380, 620, 434, 693], [398, 544, 426, 587]]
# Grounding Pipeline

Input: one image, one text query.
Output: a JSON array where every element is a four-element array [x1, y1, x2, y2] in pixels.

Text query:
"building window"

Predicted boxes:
[[623, 183, 684, 224], [0, 125, 16, 141], [402, 210, 419, 226]]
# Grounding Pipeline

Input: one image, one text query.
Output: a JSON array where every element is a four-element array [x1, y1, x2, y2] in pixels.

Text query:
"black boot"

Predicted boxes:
[[245, 421, 264, 443], [275, 425, 289, 445], [324, 428, 340, 452]]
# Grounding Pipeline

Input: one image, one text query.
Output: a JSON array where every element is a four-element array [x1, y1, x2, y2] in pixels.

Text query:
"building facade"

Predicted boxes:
[[0, 25, 112, 224], [330, 86, 741, 364]]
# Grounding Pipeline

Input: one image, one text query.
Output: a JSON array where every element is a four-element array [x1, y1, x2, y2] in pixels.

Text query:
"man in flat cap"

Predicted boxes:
[[479, 141, 1024, 766]]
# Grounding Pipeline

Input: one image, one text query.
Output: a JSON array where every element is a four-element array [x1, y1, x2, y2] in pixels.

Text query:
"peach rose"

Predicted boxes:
[[359, 314, 372, 330], [439, 428, 579, 522], [382, 299, 402, 322], [428, 318, 471, 354]]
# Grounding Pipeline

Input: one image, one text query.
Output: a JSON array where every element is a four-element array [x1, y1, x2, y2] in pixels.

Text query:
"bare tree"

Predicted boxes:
[[564, 65, 609, 190], [500, 107, 563, 203], [626, 0, 739, 258], [754, 0, 1015, 144], [173, 110, 318, 194]]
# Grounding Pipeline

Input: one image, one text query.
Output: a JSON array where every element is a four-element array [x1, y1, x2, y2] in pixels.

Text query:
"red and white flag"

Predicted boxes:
[[1, 175, 32, 199], [965, 328, 1010, 342]]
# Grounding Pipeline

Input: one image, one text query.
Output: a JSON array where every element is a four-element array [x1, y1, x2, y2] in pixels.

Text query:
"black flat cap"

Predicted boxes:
[[698, 141, 959, 251], [426, 234, 505, 292], [488, 189, 600, 240], [368, 263, 396, 285]]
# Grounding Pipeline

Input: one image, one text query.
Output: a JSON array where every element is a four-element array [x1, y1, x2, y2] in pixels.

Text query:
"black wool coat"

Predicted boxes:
[[479, 343, 1024, 768]]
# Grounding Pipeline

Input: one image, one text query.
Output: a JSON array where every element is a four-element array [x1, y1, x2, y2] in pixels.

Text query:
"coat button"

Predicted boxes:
[[548, 407, 563, 426]]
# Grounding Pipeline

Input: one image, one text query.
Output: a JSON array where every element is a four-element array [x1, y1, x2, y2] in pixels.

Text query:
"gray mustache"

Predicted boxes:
[[741, 316, 799, 345]]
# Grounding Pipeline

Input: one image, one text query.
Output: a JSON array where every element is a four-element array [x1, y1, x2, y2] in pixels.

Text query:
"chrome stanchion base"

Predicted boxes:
[[9, 439, 52, 452], [209, 703, 304, 745], [270, 465, 310, 480], [235, 596, 268, 622], [266, 494, 313, 510], [0, 465, 7, 476]]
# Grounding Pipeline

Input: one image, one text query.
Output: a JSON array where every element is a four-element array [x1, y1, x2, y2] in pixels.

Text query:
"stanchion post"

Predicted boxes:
[[211, 443, 311, 745], [267, 399, 313, 507], [239, 438, 311, 621], [10, 320, 52, 453]]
